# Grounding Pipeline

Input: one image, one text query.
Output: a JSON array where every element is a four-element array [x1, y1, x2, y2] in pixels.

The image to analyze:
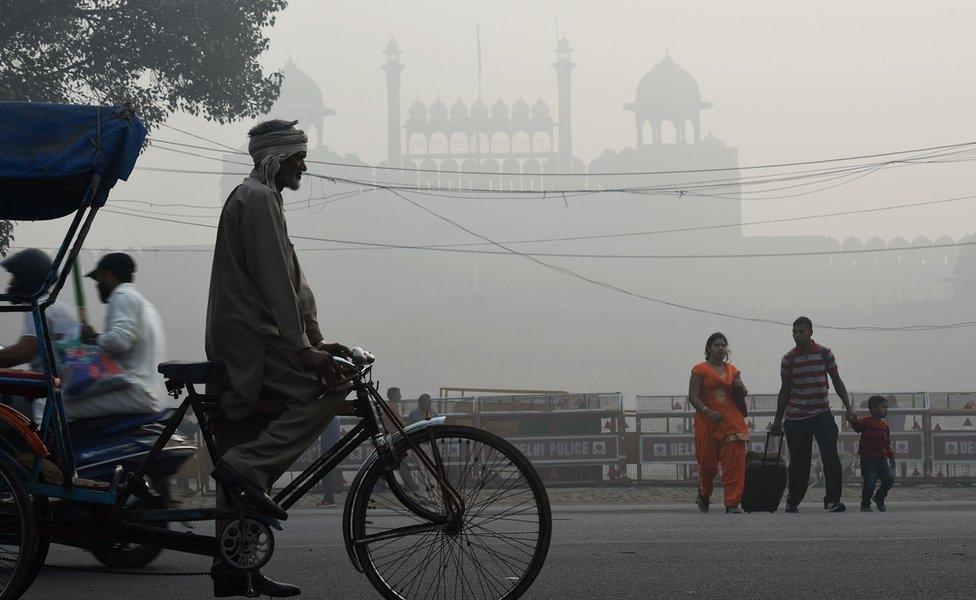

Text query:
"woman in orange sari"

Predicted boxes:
[[688, 332, 749, 513]]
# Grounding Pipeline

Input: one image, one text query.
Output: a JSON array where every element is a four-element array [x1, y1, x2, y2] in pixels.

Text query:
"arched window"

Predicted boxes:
[[531, 132, 552, 153], [407, 132, 427, 155], [482, 159, 501, 191], [449, 132, 469, 155], [522, 158, 541, 191], [440, 158, 459, 190], [491, 131, 510, 154], [502, 158, 520, 191], [641, 120, 654, 145], [659, 121, 678, 144], [428, 132, 448, 154], [461, 159, 480, 189], [511, 131, 531, 153]]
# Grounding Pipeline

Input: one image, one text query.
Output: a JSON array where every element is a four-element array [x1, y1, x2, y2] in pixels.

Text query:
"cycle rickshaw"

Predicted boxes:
[[0, 102, 552, 599]]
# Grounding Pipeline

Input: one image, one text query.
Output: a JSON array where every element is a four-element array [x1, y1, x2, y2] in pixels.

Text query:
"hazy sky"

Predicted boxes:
[[16, 0, 976, 250]]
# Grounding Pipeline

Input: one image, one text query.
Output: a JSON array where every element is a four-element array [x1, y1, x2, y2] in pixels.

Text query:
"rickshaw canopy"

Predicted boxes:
[[0, 102, 147, 221]]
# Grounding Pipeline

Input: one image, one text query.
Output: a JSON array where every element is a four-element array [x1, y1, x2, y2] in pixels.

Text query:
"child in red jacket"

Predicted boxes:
[[850, 395, 895, 511]]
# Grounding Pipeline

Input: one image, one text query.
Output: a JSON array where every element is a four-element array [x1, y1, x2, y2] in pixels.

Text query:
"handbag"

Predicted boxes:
[[54, 336, 131, 399], [732, 371, 748, 417]]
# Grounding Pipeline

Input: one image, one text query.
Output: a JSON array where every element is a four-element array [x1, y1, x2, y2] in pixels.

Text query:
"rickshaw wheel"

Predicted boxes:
[[0, 459, 38, 600], [21, 497, 49, 592], [89, 497, 167, 569]]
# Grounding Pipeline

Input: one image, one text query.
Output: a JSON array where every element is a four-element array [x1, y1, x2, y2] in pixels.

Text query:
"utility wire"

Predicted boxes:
[[96, 197, 976, 330], [96, 192, 976, 256], [154, 125, 976, 177], [381, 187, 976, 332], [146, 135, 976, 198]]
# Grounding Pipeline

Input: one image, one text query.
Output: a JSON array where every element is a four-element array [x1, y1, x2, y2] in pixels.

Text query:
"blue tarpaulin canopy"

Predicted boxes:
[[0, 102, 147, 221]]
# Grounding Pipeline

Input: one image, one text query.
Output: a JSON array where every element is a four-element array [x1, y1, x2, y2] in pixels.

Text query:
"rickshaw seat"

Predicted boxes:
[[0, 368, 48, 400], [68, 409, 176, 438], [157, 361, 224, 384]]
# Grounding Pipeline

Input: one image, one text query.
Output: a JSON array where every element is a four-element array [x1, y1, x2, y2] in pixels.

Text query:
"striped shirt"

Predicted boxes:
[[850, 416, 893, 458], [780, 343, 836, 421]]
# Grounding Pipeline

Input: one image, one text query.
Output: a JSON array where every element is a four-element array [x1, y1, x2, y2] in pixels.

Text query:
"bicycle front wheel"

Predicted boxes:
[[351, 425, 551, 600]]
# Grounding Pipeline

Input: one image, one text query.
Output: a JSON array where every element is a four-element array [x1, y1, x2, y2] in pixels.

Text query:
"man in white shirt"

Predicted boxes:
[[0, 248, 80, 419], [78, 253, 166, 420]]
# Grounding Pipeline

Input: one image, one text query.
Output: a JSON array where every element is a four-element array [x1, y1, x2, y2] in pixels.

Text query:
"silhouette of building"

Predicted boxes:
[[554, 36, 575, 172], [589, 53, 742, 237], [212, 46, 969, 316], [383, 36, 583, 190], [625, 54, 712, 146]]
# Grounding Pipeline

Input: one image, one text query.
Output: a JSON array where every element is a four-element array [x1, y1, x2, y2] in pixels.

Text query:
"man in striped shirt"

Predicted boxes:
[[770, 316, 856, 512]]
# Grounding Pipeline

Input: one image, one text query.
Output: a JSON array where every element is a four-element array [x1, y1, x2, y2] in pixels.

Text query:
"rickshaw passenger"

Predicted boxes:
[[77, 252, 165, 420], [0, 249, 80, 419], [206, 118, 350, 597]]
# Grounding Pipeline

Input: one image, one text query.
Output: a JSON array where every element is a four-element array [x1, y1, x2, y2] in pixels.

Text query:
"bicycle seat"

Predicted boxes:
[[157, 361, 225, 384]]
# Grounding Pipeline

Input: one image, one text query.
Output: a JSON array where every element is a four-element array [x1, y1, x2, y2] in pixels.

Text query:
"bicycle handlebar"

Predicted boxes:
[[332, 346, 375, 373]]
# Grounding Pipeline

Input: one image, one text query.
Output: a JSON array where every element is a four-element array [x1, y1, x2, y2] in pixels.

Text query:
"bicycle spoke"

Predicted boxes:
[[358, 427, 549, 600]]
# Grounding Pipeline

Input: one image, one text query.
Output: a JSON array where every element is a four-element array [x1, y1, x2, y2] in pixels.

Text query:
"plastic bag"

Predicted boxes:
[[54, 337, 130, 400]]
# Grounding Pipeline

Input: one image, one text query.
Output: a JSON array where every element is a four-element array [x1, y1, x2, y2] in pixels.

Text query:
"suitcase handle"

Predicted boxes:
[[761, 431, 785, 467]]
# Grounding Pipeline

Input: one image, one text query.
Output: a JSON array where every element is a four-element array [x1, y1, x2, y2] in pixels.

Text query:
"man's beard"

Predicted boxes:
[[284, 173, 301, 191]]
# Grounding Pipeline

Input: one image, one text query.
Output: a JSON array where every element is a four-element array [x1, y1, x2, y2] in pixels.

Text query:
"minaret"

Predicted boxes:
[[553, 36, 575, 172], [382, 38, 403, 167]]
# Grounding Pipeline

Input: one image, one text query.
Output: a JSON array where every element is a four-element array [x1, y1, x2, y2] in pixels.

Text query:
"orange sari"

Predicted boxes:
[[692, 362, 748, 507]]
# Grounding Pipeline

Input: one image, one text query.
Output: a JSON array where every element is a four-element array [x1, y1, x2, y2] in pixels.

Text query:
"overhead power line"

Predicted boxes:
[[155, 123, 976, 177], [95, 190, 976, 260], [95, 194, 976, 331], [381, 187, 976, 332]]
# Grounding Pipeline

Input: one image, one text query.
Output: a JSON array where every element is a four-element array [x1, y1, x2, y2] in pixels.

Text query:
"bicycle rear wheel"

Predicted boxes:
[[0, 459, 38, 600], [351, 425, 551, 600]]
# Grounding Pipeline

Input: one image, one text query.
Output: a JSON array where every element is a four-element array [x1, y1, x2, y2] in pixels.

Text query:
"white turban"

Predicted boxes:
[[248, 121, 308, 187]]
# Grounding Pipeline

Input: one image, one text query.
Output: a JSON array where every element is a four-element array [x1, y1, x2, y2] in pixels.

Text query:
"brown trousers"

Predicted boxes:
[[212, 384, 347, 561]]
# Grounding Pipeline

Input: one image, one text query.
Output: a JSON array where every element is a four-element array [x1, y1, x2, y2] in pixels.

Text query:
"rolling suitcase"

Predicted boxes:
[[741, 432, 787, 513]]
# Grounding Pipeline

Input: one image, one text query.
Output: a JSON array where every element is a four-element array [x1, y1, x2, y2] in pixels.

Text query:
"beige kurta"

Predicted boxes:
[[205, 171, 324, 419]]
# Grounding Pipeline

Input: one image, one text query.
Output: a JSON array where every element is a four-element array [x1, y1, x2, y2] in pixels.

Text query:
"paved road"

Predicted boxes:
[[24, 503, 976, 600]]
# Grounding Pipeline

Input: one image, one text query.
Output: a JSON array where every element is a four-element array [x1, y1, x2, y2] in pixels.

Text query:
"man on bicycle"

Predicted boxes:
[[206, 118, 350, 597]]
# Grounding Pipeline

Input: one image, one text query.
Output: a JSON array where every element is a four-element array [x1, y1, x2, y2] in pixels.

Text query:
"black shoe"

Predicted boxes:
[[874, 497, 887, 512], [212, 461, 288, 521], [695, 492, 710, 513], [785, 499, 799, 513], [860, 504, 872, 512], [212, 567, 301, 598], [825, 502, 847, 512]]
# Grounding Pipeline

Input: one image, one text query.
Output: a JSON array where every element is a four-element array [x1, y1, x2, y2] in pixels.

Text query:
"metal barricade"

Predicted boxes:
[[476, 393, 625, 485], [927, 392, 976, 481], [635, 392, 932, 483]]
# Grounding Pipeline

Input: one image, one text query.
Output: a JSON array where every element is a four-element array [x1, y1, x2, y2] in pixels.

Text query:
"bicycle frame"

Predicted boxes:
[[109, 361, 463, 529]]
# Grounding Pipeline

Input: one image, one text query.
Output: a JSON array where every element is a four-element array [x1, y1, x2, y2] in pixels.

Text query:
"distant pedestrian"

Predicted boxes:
[[770, 316, 856, 513], [688, 332, 750, 514], [851, 395, 895, 512], [407, 393, 438, 425], [317, 416, 341, 507]]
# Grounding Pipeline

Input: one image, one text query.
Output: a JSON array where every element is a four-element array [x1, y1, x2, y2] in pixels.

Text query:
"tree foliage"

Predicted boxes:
[[0, 0, 287, 125], [0, 0, 289, 254]]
